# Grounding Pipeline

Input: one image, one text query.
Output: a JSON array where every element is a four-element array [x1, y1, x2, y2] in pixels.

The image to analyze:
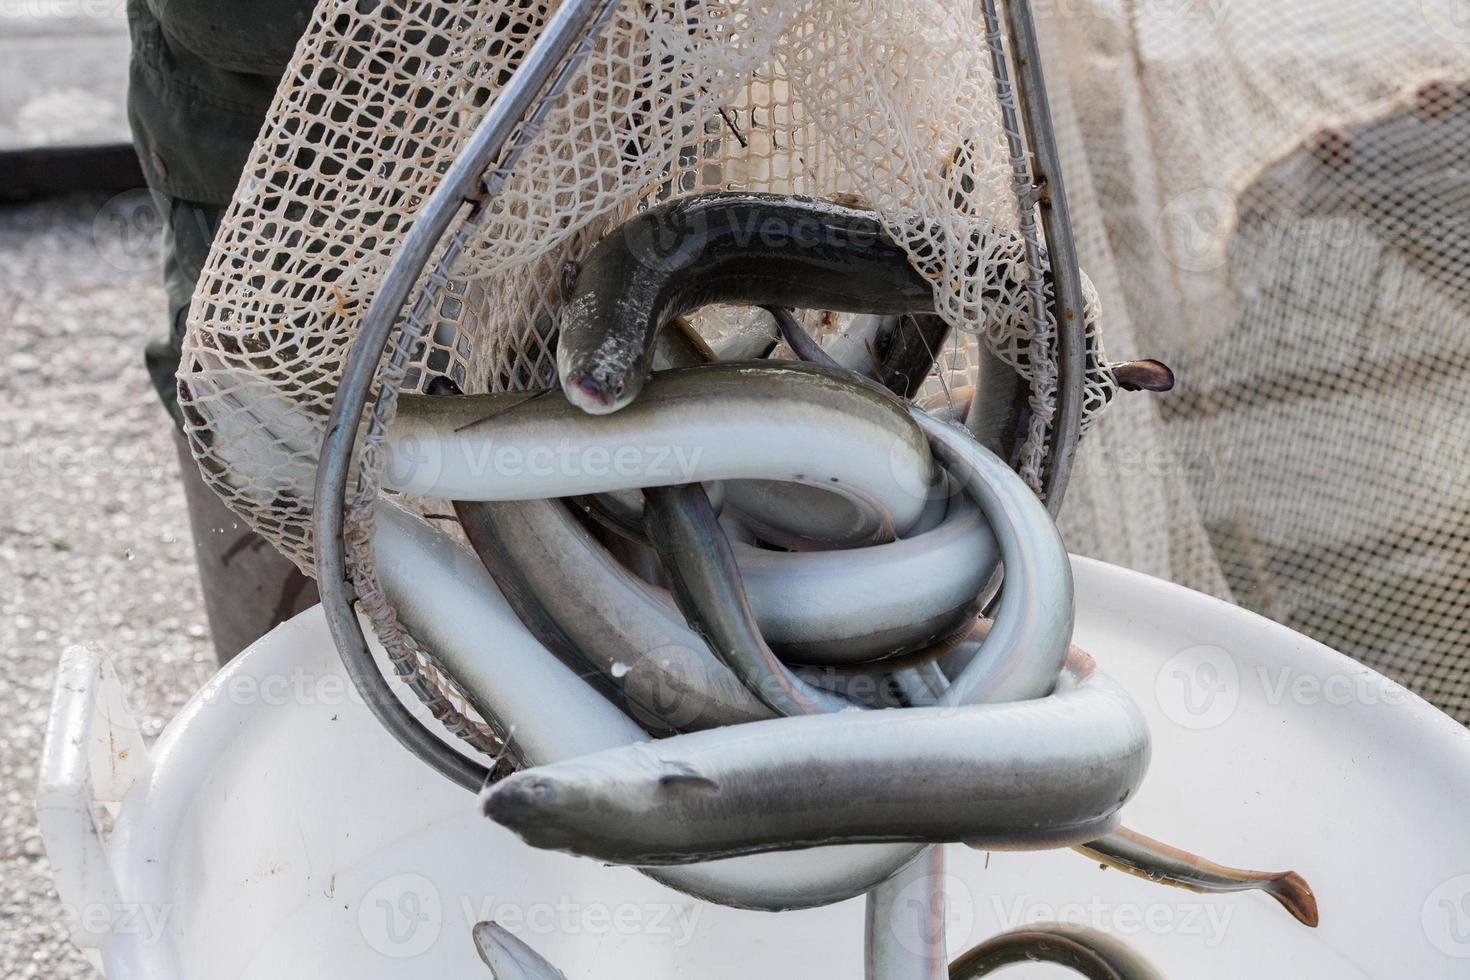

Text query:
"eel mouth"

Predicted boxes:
[[559, 365, 628, 415], [481, 776, 585, 852]]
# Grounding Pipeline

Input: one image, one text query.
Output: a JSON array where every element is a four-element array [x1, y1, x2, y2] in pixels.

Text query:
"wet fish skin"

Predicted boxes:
[[948, 921, 1164, 979], [1076, 826, 1319, 928], [391, 361, 936, 538], [376, 500, 928, 911], [482, 653, 1149, 864], [643, 481, 853, 717], [557, 192, 936, 415]]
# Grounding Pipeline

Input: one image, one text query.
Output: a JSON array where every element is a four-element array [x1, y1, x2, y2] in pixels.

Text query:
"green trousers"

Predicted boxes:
[[127, 0, 314, 421], [127, 0, 320, 661]]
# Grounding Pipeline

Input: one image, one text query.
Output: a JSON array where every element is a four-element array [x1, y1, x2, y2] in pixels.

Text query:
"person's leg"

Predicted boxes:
[[171, 427, 319, 662], [126, 0, 318, 663], [142, 195, 220, 428]]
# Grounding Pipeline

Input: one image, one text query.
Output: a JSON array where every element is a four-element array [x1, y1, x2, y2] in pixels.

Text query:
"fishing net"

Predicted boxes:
[[1041, 1, 1470, 722], [179, 0, 1110, 566], [178, 0, 1121, 755], [177, 0, 1470, 727]]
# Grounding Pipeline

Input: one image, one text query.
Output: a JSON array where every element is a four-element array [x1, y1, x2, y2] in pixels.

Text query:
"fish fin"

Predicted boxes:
[[1112, 358, 1175, 392], [1265, 870, 1320, 928], [656, 761, 721, 794], [1081, 827, 1319, 929], [473, 921, 570, 979]]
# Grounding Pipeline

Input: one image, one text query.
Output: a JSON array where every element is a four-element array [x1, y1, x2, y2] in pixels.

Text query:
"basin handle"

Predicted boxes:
[[37, 644, 152, 952]]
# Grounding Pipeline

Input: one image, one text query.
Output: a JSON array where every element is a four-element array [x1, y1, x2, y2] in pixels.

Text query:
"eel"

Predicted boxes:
[[1076, 826, 1318, 927], [643, 481, 853, 717], [375, 500, 929, 911], [193, 369, 942, 910], [867, 847, 948, 980], [661, 310, 927, 549], [481, 648, 1149, 863], [948, 922, 1163, 979], [556, 192, 936, 415], [386, 361, 936, 539], [556, 191, 1166, 422], [482, 374, 1125, 860]]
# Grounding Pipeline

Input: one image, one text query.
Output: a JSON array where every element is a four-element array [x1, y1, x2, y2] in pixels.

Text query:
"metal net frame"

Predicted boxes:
[[178, 0, 1109, 769]]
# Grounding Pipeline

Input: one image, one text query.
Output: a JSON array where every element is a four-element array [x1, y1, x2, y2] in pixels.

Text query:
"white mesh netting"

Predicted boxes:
[[1042, 1, 1470, 721], [179, 0, 1111, 568], [179, 0, 1470, 723]]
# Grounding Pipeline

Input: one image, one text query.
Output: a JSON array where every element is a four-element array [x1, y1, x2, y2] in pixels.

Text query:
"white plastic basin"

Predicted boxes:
[[39, 558, 1470, 978]]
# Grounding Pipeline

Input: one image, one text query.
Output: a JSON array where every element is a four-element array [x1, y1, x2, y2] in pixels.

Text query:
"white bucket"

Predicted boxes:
[[39, 558, 1470, 978]]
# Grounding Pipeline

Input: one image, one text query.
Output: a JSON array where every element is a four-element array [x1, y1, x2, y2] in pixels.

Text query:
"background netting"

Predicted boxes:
[[1042, 1, 1470, 722], [179, 0, 1470, 724]]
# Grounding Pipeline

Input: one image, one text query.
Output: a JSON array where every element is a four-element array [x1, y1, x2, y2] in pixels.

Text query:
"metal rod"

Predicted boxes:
[[981, 0, 1064, 511], [313, 0, 624, 792], [998, 0, 1088, 513]]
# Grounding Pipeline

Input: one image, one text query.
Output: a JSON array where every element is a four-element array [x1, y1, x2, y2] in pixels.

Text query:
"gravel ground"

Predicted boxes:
[[0, 193, 215, 979]]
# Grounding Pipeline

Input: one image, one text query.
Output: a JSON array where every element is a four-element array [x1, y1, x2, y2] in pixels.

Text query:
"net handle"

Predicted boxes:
[[997, 0, 1088, 512], [312, 0, 625, 793]]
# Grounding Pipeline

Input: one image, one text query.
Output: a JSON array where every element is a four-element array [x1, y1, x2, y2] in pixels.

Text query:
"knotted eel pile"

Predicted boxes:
[[329, 193, 1314, 975]]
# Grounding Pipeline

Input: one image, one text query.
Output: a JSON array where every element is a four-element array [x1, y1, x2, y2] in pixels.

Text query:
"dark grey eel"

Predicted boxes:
[[556, 192, 937, 414]]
